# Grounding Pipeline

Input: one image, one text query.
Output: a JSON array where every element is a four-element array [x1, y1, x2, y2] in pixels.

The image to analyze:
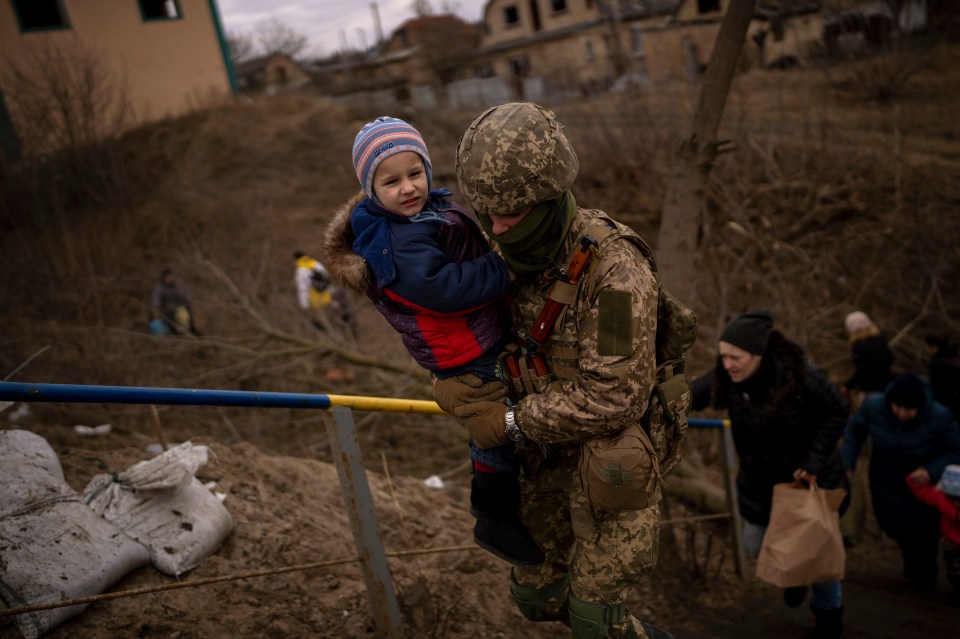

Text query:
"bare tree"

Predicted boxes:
[[418, 19, 477, 85], [411, 0, 434, 17], [656, 0, 755, 303], [256, 18, 309, 58], [227, 31, 256, 64]]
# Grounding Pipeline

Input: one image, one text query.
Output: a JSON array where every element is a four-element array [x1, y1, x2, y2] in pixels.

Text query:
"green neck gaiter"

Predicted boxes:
[[480, 191, 578, 274]]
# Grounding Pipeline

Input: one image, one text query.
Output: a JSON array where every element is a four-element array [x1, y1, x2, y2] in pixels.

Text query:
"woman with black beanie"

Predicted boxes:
[[689, 309, 851, 639]]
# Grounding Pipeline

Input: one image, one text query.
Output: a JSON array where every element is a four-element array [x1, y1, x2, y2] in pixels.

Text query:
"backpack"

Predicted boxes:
[[576, 219, 698, 512]]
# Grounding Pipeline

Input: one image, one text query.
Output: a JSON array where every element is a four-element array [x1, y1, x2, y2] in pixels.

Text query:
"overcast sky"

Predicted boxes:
[[218, 0, 489, 59]]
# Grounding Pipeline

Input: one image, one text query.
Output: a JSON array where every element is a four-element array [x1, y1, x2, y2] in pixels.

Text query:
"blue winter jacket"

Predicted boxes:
[[350, 191, 511, 372], [842, 378, 960, 539]]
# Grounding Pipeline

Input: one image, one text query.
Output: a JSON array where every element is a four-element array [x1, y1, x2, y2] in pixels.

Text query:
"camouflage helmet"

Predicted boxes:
[[456, 102, 579, 216]]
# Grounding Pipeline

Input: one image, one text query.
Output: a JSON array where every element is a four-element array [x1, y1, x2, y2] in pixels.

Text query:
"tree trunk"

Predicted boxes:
[[656, 0, 756, 303]]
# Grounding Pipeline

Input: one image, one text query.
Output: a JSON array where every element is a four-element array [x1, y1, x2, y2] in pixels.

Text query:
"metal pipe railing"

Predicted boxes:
[[0, 382, 444, 414]]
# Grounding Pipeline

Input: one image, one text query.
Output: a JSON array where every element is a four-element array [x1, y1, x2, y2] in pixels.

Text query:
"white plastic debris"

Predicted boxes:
[[73, 424, 112, 436], [423, 475, 445, 489], [7, 403, 30, 422]]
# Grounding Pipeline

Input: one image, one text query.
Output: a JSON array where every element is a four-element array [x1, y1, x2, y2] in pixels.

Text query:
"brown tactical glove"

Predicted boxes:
[[432, 374, 507, 414], [453, 401, 509, 449]]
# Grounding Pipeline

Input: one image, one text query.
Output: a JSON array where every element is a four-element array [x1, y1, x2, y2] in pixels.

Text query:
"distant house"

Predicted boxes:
[[235, 52, 310, 95], [0, 0, 236, 159], [467, 0, 727, 100], [460, 0, 827, 104], [320, 14, 480, 111]]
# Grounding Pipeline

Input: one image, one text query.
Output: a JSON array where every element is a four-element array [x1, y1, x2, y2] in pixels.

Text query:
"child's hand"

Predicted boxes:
[[907, 467, 931, 486]]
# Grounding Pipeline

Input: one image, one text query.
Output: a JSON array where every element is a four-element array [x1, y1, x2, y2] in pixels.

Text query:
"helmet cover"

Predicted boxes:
[[456, 102, 578, 216]]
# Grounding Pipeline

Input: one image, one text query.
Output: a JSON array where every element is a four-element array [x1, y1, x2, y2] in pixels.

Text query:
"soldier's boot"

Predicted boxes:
[[471, 471, 545, 566], [509, 571, 569, 624], [568, 595, 674, 639], [811, 606, 844, 639]]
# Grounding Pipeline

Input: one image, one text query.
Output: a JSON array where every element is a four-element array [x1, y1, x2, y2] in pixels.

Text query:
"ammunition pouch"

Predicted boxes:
[[499, 341, 554, 401]]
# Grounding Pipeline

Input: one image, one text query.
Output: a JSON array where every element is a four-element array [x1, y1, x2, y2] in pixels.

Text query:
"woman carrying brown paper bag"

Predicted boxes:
[[689, 309, 850, 639]]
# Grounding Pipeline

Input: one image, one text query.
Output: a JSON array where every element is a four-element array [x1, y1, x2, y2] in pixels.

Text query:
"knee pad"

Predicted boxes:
[[568, 594, 628, 639], [509, 572, 569, 623]]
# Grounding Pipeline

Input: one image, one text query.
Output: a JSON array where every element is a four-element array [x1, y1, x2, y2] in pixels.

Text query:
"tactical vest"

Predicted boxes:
[[510, 209, 697, 510]]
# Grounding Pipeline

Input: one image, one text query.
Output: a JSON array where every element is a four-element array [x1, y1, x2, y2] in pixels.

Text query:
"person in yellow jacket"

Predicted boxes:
[[293, 250, 354, 333]]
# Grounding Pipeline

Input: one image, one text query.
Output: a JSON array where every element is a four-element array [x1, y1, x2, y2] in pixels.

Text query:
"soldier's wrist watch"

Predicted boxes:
[[504, 407, 524, 442]]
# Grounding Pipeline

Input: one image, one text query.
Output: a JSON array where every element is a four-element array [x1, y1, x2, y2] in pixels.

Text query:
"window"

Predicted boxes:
[[698, 0, 720, 13], [585, 40, 594, 62], [12, 0, 69, 31], [551, 0, 568, 13], [475, 63, 495, 78], [631, 26, 646, 58], [504, 5, 520, 26], [139, 0, 182, 21], [508, 55, 529, 77]]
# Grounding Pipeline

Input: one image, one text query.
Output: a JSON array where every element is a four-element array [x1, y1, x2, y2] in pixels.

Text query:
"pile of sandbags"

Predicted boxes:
[[83, 442, 235, 576], [0, 430, 150, 639], [1, 433, 234, 638]]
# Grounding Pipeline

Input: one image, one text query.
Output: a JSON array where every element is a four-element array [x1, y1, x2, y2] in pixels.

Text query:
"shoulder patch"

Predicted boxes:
[[597, 289, 633, 356]]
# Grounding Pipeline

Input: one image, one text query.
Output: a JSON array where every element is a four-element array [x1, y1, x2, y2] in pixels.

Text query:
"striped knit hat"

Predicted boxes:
[[352, 117, 432, 201]]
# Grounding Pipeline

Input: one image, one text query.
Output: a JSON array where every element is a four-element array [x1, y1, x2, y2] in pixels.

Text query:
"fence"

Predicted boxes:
[[0, 381, 743, 637]]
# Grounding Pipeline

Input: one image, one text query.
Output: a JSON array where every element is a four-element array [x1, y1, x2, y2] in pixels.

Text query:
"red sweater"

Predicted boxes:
[[908, 479, 960, 544]]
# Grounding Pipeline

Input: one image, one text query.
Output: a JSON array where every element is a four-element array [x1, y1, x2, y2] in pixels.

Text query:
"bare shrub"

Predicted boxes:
[[2, 38, 132, 158], [830, 43, 940, 102], [0, 38, 136, 226]]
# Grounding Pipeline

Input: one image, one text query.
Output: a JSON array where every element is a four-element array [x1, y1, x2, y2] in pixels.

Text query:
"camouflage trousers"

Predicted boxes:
[[514, 452, 660, 638]]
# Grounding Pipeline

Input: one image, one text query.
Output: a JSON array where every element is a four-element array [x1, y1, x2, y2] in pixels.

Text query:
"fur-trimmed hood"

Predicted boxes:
[[322, 190, 370, 294]]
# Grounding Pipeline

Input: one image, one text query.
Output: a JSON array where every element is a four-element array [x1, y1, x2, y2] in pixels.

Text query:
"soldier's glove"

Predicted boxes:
[[433, 374, 507, 414], [453, 401, 509, 449]]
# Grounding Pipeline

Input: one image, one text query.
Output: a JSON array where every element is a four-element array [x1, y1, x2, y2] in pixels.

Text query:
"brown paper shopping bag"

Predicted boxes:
[[755, 480, 847, 588]]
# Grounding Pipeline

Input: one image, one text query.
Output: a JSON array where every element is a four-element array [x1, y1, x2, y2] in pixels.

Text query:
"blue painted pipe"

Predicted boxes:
[[0, 382, 733, 426], [0, 381, 333, 410], [688, 418, 729, 428]]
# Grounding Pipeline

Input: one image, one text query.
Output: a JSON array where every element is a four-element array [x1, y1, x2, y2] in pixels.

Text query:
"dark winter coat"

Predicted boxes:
[[841, 379, 960, 541], [690, 332, 850, 526], [323, 190, 510, 372], [845, 332, 894, 393]]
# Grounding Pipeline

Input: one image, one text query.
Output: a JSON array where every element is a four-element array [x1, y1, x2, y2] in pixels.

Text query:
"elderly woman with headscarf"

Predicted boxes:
[[842, 372, 960, 592], [841, 311, 894, 408]]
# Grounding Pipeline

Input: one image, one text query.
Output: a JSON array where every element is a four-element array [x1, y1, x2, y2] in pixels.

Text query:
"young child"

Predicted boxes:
[[908, 463, 960, 599], [322, 116, 543, 566]]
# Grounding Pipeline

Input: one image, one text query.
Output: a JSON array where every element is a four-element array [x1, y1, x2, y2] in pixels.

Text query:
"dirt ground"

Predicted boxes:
[[1, 409, 958, 639]]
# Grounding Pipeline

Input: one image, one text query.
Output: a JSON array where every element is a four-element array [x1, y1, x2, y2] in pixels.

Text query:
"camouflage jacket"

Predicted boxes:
[[511, 207, 659, 451]]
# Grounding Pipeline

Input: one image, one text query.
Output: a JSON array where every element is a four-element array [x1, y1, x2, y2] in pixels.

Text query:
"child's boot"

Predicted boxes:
[[471, 471, 544, 566]]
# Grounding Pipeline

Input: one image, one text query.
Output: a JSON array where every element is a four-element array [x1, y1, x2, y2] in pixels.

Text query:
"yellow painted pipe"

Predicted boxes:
[[325, 394, 447, 414]]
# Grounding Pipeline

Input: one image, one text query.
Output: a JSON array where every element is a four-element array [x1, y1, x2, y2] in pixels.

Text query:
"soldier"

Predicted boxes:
[[433, 102, 677, 638]]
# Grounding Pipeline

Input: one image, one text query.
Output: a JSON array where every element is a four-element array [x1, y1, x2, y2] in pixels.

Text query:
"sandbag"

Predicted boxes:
[[83, 442, 234, 576], [0, 430, 150, 639], [755, 480, 847, 588]]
